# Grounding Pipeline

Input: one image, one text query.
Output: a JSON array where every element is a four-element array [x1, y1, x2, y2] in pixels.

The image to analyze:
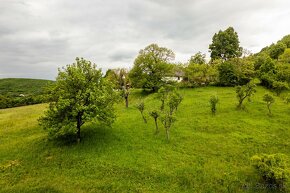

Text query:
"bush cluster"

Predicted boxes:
[[251, 154, 289, 190], [0, 94, 48, 109]]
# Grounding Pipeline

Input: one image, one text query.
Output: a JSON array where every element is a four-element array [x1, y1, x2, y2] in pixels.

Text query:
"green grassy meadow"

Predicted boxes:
[[1, 86, 290, 192]]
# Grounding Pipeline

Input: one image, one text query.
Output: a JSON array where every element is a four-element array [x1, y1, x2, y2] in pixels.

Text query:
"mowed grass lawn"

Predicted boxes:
[[1, 86, 290, 193]]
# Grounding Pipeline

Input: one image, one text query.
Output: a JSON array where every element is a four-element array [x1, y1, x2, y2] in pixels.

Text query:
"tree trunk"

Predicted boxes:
[[154, 118, 159, 134], [142, 113, 147, 123], [166, 127, 170, 141], [77, 124, 81, 143], [267, 104, 272, 115], [152, 86, 158, 92], [125, 96, 129, 108], [161, 101, 164, 110], [170, 108, 174, 115], [77, 114, 82, 143], [238, 99, 243, 109]]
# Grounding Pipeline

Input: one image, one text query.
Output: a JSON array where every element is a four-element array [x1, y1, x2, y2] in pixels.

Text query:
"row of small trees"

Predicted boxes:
[[137, 86, 183, 141], [134, 82, 283, 142], [210, 83, 278, 116]]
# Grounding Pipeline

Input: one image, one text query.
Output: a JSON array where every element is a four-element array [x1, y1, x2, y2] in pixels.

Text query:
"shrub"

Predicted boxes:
[[285, 95, 290, 104], [260, 73, 275, 89], [272, 81, 289, 96], [136, 101, 147, 123], [0, 94, 49, 109], [149, 110, 160, 134], [160, 112, 176, 141], [157, 88, 182, 141], [157, 85, 174, 110], [236, 83, 256, 109], [167, 90, 183, 115], [251, 154, 289, 190], [263, 93, 275, 116], [209, 95, 219, 115]]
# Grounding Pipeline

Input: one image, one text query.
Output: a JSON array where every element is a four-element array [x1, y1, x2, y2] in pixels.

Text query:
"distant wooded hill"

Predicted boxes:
[[0, 78, 54, 109], [0, 78, 54, 96]]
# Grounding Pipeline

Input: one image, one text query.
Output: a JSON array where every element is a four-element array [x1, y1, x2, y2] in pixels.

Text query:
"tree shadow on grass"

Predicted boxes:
[[42, 123, 120, 153], [81, 124, 121, 146]]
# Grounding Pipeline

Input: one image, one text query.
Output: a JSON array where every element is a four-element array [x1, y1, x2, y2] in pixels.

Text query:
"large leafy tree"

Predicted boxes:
[[129, 44, 175, 91], [278, 48, 290, 63], [258, 54, 277, 88], [185, 63, 217, 86], [209, 27, 243, 61], [215, 57, 254, 86], [104, 68, 129, 90], [217, 61, 238, 86], [269, 42, 287, 60], [104, 68, 131, 108], [189, 52, 206, 64], [230, 57, 255, 85], [254, 53, 274, 70], [39, 58, 117, 142], [256, 53, 290, 92], [281, 34, 290, 48]]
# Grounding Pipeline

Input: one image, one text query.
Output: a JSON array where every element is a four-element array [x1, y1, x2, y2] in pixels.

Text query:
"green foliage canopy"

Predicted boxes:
[[209, 27, 242, 61], [281, 35, 290, 48], [269, 42, 287, 60], [104, 68, 129, 90], [279, 48, 290, 64], [129, 44, 174, 91], [217, 58, 255, 86], [189, 52, 206, 65], [185, 63, 217, 86], [39, 58, 117, 142], [272, 81, 289, 96], [251, 154, 289, 188]]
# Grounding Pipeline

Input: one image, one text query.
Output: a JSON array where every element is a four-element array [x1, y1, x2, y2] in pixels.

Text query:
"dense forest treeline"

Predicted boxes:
[[0, 78, 53, 109], [106, 27, 290, 97], [1, 27, 290, 109]]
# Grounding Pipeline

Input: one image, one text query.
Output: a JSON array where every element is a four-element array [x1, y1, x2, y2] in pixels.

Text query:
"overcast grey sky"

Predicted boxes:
[[0, 0, 290, 80]]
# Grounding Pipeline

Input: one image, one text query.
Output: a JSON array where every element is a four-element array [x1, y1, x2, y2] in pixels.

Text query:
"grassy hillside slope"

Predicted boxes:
[[0, 78, 53, 96], [0, 87, 290, 193]]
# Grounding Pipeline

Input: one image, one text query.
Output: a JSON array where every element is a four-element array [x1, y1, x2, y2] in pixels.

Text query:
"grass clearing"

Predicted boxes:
[[1, 86, 290, 192]]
